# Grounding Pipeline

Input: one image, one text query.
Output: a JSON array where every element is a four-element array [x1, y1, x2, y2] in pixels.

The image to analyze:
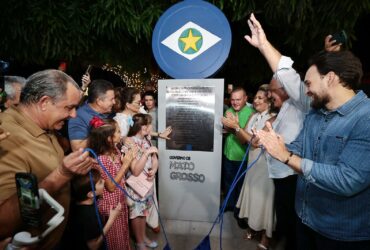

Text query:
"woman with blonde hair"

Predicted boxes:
[[222, 84, 276, 250]]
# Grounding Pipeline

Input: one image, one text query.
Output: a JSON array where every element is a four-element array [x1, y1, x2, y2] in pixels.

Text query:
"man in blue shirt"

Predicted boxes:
[[257, 50, 370, 249], [68, 79, 115, 151], [246, 13, 349, 250]]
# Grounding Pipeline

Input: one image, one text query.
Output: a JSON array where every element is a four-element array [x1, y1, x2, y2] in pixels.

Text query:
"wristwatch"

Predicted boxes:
[[235, 126, 241, 133]]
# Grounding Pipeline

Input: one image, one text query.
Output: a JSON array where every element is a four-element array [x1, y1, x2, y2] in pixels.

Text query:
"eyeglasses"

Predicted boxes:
[[132, 101, 141, 107]]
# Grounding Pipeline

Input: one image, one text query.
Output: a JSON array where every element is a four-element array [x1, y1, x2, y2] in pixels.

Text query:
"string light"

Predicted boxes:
[[101, 64, 162, 92]]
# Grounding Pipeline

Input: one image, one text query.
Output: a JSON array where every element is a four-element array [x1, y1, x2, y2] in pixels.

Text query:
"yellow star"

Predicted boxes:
[[180, 29, 202, 52]]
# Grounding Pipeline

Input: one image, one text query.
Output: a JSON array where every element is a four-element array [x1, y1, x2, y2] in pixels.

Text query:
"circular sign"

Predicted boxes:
[[152, 0, 232, 79]]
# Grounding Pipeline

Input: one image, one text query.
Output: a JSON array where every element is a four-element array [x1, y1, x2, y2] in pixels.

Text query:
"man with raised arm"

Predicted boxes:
[[256, 49, 370, 250], [245, 13, 344, 249], [245, 13, 312, 250]]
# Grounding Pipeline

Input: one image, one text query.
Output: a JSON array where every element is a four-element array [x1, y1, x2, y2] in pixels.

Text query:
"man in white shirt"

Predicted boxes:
[[245, 13, 310, 250]]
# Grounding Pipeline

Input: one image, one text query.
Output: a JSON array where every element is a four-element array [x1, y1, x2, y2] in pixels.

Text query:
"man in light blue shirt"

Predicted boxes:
[[245, 13, 344, 250], [257, 48, 370, 249]]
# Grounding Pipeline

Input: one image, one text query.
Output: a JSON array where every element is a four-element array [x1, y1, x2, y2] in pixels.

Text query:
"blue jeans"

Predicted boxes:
[[222, 156, 246, 211]]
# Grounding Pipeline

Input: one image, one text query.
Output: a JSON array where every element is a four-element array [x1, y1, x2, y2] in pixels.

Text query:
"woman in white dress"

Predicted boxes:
[[222, 84, 276, 250]]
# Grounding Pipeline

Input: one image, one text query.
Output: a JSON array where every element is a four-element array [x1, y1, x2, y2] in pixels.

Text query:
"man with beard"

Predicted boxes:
[[0, 70, 93, 249], [245, 13, 345, 249], [256, 49, 370, 250]]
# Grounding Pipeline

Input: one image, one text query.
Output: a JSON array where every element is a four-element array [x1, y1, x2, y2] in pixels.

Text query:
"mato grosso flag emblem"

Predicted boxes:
[[161, 21, 221, 61], [152, 0, 231, 79]]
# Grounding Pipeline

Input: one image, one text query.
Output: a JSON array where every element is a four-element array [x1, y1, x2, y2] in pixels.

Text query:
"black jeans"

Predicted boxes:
[[273, 175, 297, 250], [296, 219, 370, 250]]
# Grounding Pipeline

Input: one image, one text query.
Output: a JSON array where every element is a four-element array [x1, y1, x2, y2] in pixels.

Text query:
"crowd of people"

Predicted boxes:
[[220, 13, 370, 250], [0, 68, 170, 250], [0, 12, 369, 250]]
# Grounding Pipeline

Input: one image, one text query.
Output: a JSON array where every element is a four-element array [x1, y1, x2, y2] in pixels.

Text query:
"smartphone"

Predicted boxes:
[[330, 30, 347, 45], [85, 65, 93, 75], [15, 173, 42, 228]]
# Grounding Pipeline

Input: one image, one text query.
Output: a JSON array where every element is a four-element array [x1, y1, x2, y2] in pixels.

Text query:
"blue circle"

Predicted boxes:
[[152, 0, 232, 79]]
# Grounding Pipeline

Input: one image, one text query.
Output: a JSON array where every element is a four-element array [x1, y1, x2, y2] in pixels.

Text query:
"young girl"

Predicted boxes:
[[88, 116, 135, 250], [123, 113, 159, 250], [71, 169, 122, 250]]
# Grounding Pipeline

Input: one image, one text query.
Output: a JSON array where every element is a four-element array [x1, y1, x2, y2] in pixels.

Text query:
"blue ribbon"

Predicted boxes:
[[128, 116, 134, 127]]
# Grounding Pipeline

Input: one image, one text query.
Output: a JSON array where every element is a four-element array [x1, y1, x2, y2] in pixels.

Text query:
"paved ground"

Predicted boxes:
[[131, 212, 285, 250]]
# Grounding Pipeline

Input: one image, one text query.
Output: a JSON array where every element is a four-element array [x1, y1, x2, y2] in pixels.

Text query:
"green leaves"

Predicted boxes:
[[0, 0, 168, 65], [0, 0, 369, 85]]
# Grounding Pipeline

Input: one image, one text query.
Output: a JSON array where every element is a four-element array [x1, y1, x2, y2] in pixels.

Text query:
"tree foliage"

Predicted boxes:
[[215, 0, 370, 87], [0, 0, 172, 68], [0, 0, 369, 87]]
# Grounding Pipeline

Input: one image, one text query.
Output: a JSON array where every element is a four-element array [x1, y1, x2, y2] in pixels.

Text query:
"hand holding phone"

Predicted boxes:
[[330, 30, 347, 45], [85, 65, 93, 75], [81, 65, 92, 91]]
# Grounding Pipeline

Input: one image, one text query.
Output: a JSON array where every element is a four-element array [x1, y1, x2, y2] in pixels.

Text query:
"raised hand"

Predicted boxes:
[[244, 13, 268, 49], [324, 35, 342, 52], [81, 73, 91, 91]]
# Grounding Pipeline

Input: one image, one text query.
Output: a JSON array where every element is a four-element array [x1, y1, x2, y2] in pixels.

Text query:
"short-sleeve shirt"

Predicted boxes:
[[223, 105, 254, 161], [68, 103, 109, 140], [0, 106, 69, 250]]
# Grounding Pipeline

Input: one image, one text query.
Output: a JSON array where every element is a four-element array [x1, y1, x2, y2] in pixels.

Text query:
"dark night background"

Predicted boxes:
[[1, 1, 369, 96]]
